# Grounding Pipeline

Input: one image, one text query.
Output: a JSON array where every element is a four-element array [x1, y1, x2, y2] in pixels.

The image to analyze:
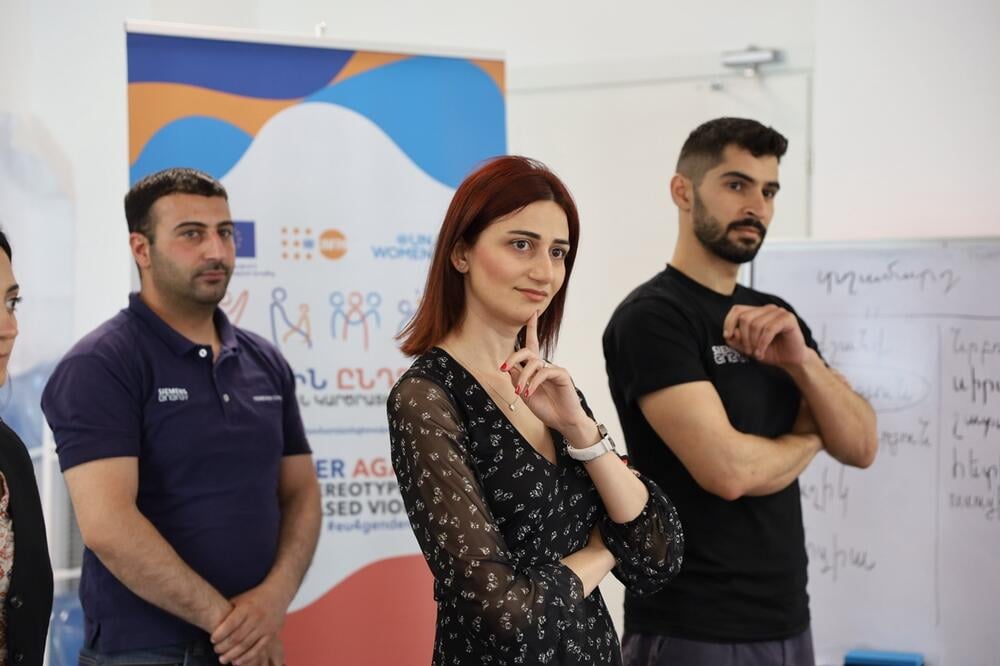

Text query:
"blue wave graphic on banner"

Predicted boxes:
[[307, 57, 506, 188], [130, 116, 252, 183], [127, 33, 352, 99]]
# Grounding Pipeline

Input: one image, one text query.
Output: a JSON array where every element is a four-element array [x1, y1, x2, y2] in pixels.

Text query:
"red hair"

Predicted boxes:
[[398, 156, 580, 358]]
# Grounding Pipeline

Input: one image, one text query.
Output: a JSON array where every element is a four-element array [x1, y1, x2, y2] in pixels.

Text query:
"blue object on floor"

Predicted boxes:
[[844, 649, 924, 665], [49, 593, 84, 666]]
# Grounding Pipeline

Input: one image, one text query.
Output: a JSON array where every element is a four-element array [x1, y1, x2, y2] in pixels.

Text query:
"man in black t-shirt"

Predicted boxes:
[[603, 118, 878, 665]]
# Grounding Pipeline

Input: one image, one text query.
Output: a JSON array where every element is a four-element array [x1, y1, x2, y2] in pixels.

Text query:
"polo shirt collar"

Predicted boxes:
[[128, 292, 239, 357], [214, 307, 239, 354]]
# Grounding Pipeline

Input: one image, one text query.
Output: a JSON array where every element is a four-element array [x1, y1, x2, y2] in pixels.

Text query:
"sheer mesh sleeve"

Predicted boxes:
[[600, 471, 684, 596], [571, 388, 684, 596], [388, 376, 587, 651]]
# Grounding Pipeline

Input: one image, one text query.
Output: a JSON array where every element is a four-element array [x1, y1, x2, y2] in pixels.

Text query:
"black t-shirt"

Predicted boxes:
[[603, 264, 818, 642]]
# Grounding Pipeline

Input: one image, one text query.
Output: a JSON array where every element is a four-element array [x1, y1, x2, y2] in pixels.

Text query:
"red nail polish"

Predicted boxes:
[[500, 363, 508, 371]]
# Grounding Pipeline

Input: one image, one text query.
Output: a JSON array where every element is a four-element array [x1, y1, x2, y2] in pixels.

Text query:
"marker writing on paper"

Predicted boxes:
[[951, 446, 1000, 491], [800, 464, 850, 516], [815, 324, 889, 364], [947, 487, 1000, 522], [950, 328, 1000, 366], [951, 365, 1000, 406], [816, 260, 959, 296], [852, 371, 931, 412], [806, 534, 876, 582], [952, 412, 1000, 440], [880, 418, 932, 456]]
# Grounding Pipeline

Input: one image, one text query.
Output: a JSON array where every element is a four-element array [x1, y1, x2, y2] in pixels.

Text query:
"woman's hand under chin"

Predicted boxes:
[[501, 311, 595, 442]]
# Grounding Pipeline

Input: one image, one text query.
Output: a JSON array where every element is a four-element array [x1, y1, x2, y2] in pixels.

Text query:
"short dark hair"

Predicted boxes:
[[677, 117, 788, 184], [398, 155, 580, 358], [124, 168, 228, 239], [0, 229, 10, 261]]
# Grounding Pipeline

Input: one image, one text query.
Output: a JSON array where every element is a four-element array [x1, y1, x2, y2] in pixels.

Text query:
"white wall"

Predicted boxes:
[[812, 0, 1000, 240]]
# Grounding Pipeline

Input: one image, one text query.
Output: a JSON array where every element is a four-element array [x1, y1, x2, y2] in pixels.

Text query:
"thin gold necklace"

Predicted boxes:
[[444, 346, 520, 412]]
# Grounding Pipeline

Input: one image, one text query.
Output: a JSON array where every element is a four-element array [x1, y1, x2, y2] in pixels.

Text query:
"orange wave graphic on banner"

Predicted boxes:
[[128, 83, 299, 163], [331, 52, 412, 85], [281, 554, 436, 665], [470, 59, 505, 94]]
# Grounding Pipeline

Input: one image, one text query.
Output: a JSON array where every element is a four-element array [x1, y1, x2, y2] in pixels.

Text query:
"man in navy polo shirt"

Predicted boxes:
[[42, 168, 321, 665]]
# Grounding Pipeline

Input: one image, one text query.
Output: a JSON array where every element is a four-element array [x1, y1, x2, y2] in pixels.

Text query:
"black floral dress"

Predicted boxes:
[[387, 348, 684, 665]]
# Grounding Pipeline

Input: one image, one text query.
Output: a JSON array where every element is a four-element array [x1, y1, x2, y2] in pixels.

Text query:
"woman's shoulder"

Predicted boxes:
[[397, 347, 461, 388], [0, 420, 31, 472], [388, 351, 470, 442], [391, 348, 460, 404]]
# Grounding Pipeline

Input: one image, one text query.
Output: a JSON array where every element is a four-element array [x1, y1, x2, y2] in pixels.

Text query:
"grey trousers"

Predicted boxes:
[[622, 627, 815, 666]]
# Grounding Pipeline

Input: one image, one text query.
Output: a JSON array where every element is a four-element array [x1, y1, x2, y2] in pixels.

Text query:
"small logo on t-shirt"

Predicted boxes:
[[712, 345, 749, 365], [157, 387, 189, 402], [252, 394, 283, 402]]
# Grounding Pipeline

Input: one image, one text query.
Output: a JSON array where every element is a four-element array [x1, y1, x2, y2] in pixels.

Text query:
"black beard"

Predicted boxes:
[[692, 194, 767, 264]]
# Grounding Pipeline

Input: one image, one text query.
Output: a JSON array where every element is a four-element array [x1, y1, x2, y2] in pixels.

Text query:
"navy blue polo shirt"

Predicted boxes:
[[41, 293, 310, 652]]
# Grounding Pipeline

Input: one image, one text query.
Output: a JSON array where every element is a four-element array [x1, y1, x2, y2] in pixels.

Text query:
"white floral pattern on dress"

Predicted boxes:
[[0, 471, 14, 663], [387, 348, 684, 665]]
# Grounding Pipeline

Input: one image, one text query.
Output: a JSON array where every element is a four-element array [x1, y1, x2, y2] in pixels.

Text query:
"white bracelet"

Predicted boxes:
[[566, 423, 618, 462]]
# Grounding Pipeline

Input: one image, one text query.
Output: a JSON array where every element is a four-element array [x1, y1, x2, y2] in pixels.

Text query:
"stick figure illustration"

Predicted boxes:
[[270, 287, 310, 348]]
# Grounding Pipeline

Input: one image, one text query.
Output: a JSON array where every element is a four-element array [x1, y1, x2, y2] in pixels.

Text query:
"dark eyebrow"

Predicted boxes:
[[174, 220, 234, 231], [720, 171, 781, 191], [507, 230, 571, 245], [5, 283, 19, 295], [174, 221, 207, 231]]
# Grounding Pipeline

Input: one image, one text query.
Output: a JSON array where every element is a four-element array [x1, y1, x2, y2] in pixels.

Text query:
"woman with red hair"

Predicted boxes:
[[388, 156, 683, 665]]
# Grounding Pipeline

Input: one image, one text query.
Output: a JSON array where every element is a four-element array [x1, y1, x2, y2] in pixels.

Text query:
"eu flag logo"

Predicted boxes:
[[234, 221, 256, 258]]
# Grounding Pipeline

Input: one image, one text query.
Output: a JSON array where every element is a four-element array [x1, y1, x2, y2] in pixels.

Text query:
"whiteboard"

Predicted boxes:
[[752, 239, 1000, 666]]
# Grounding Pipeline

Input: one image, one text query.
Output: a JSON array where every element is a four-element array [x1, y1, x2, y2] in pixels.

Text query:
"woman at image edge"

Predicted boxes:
[[387, 156, 684, 664], [0, 229, 54, 665]]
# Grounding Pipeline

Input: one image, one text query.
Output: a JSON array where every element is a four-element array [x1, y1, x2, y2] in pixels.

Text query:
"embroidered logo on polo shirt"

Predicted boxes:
[[158, 387, 190, 402], [711, 345, 749, 365], [252, 395, 283, 402]]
